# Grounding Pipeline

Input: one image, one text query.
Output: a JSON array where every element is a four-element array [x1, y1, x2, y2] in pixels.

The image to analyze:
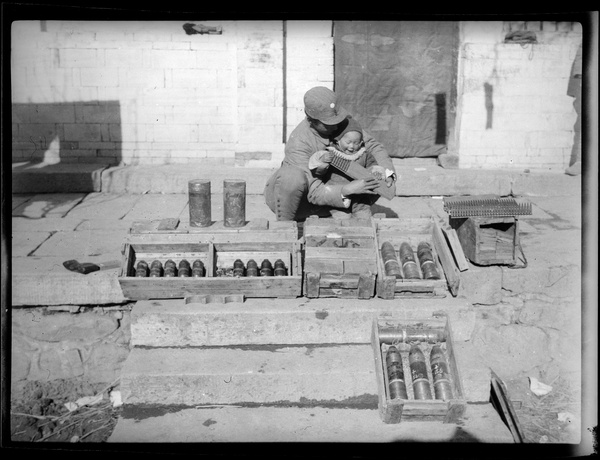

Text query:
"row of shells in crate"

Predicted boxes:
[[380, 240, 441, 280], [132, 258, 288, 278], [382, 341, 456, 401]]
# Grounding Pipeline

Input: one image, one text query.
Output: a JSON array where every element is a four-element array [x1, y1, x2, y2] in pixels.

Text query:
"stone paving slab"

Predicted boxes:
[[120, 194, 189, 222], [31, 229, 128, 257], [11, 231, 53, 257], [121, 345, 378, 406], [12, 216, 83, 233], [12, 194, 34, 210], [108, 403, 514, 443], [11, 256, 126, 305], [65, 192, 143, 221], [130, 297, 476, 347], [11, 193, 86, 218]]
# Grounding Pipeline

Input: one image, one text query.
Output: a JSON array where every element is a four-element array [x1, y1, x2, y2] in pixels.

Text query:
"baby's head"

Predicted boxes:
[[333, 118, 363, 154]]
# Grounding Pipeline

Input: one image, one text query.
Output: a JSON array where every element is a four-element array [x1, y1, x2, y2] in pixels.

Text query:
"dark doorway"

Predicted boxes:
[[334, 21, 459, 158]]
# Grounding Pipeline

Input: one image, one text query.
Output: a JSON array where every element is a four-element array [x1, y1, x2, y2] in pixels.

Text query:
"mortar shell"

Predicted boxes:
[[386, 346, 408, 400], [191, 260, 205, 277], [149, 260, 163, 277], [178, 259, 191, 277], [430, 345, 454, 400], [260, 259, 273, 276], [246, 259, 259, 277], [409, 345, 433, 400], [135, 260, 149, 277], [273, 259, 287, 276], [381, 241, 402, 278], [417, 242, 440, 280], [233, 259, 246, 277]]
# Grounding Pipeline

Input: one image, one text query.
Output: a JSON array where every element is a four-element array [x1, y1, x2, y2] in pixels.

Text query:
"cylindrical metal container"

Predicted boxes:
[[135, 260, 149, 277], [378, 327, 446, 344], [399, 242, 421, 279], [188, 179, 211, 227], [386, 346, 408, 400], [163, 259, 177, 277], [430, 345, 454, 400], [233, 259, 245, 277], [191, 259, 205, 277], [259, 259, 273, 276], [381, 241, 402, 278], [273, 259, 287, 276], [223, 180, 246, 227], [417, 242, 441, 280], [246, 259, 259, 277], [178, 259, 191, 277], [409, 345, 433, 400], [149, 260, 163, 277]]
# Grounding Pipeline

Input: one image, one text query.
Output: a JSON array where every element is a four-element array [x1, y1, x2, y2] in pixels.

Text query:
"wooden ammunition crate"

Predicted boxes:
[[450, 216, 519, 266], [303, 216, 377, 299], [374, 217, 460, 298], [371, 316, 467, 424], [118, 219, 302, 300]]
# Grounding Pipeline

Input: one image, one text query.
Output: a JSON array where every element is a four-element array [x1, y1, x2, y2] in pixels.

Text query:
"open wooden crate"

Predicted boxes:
[[371, 315, 466, 424], [374, 217, 460, 298], [303, 216, 377, 299], [118, 219, 302, 299]]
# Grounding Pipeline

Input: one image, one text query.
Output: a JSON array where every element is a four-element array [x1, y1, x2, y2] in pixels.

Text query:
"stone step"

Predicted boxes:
[[130, 297, 477, 347], [119, 342, 490, 407], [108, 404, 514, 443], [12, 162, 108, 193]]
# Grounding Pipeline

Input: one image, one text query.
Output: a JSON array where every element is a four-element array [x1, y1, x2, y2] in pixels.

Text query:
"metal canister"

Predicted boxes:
[[430, 345, 454, 400], [223, 180, 246, 227], [191, 259, 205, 277], [378, 327, 446, 344], [188, 179, 211, 227], [163, 259, 177, 277], [399, 242, 421, 279], [233, 259, 245, 277], [259, 259, 273, 276], [417, 242, 440, 280], [386, 346, 408, 400], [246, 259, 259, 277], [135, 260, 149, 277], [381, 241, 402, 278], [273, 259, 287, 276], [409, 345, 433, 400], [149, 260, 163, 277], [178, 259, 191, 277]]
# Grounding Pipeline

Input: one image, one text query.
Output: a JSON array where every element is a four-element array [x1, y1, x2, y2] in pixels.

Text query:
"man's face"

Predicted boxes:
[[310, 119, 340, 137]]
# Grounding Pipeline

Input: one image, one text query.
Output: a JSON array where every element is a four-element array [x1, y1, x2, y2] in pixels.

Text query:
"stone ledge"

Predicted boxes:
[[12, 162, 109, 193]]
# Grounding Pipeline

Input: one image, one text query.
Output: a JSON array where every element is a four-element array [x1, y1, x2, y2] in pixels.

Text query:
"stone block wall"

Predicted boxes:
[[456, 21, 583, 171], [11, 20, 334, 166]]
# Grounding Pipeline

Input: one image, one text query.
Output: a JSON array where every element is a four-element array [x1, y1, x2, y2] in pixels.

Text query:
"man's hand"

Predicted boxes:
[[341, 178, 379, 196], [370, 165, 386, 180], [321, 150, 334, 164]]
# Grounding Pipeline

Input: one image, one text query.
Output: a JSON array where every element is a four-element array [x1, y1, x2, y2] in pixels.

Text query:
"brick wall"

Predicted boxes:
[[11, 20, 334, 166], [455, 21, 582, 170]]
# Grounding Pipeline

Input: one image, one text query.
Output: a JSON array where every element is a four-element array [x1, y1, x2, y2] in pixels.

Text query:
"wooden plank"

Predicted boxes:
[[304, 247, 375, 261], [317, 287, 358, 298], [357, 272, 376, 299], [305, 272, 320, 298], [304, 226, 375, 238], [343, 260, 377, 274], [157, 217, 180, 231], [305, 259, 344, 273], [441, 227, 469, 272], [319, 273, 360, 289], [432, 221, 460, 296]]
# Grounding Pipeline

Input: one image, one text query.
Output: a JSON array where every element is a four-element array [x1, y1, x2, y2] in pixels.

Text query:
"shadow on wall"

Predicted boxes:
[[12, 100, 122, 168]]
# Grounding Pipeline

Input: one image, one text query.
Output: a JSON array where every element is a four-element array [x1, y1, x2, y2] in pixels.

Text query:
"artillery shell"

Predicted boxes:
[[188, 179, 211, 227], [417, 242, 440, 280], [378, 327, 446, 344], [381, 242, 402, 278], [386, 346, 408, 400], [260, 259, 273, 276], [246, 259, 259, 277], [399, 242, 421, 279], [409, 345, 433, 400], [191, 260, 205, 277], [223, 180, 246, 227], [430, 345, 454, 400], [233, 259, 245, 277], [149, 260, 163, 277], [178, 259, 191, 277], [273, 259, 287, 276], [135, 260, 149, 277], [163, 259, 177, 277]]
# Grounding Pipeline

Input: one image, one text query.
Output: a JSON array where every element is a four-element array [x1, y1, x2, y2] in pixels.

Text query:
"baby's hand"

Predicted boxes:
[[321, 150, 334, 164], [370, 165, 386, 180]]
